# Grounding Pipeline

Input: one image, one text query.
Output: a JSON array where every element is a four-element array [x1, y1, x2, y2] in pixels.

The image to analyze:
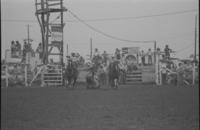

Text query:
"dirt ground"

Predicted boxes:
[[1, 84, 199, 130]]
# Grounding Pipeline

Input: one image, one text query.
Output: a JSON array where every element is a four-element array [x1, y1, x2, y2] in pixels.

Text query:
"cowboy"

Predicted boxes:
[[115, 48, 121, 60]]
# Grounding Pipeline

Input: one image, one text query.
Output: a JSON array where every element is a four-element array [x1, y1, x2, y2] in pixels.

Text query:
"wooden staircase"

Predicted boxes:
[[126, 70, 142, 84]]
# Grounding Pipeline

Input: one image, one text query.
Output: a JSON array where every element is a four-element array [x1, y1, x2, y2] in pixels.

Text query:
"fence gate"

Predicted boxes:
[[42, 65, 63, 87]]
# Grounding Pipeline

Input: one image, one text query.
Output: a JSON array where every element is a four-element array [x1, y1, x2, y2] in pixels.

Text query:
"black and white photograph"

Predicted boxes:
[[1, 0, 199, 129]]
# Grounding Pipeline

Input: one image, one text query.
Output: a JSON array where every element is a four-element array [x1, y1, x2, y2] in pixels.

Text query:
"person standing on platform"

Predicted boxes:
[[15, 41, 21, 57], [11, 41, 16, 57], [141, 50, 145, 66], [93, 48, 100, 57], [164, 45, 172, 60], [36, 43, 43, 60], [102, 51, 108, 65], [148, 48, 152, 65]]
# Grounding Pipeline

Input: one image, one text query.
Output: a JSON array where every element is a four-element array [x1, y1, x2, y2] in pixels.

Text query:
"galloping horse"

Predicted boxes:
[[108, 60, 120, 88], [64, 60, 79, 88]]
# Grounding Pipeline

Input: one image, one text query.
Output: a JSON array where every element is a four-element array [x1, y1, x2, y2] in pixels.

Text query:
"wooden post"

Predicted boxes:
[[5, 64, 8, 87], [90, 38, 92, 59], [61, 0, 64, 66], [193, 15, 197, 85], [5, 50, 9, 87], [154, 41, 157, 64], [67, 44, 69, 57], [25, 65, 28, 87]]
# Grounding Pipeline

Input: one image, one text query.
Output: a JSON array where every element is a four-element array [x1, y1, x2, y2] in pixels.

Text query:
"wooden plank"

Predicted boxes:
[[48, 0, 62, 1], [48, 3, 61, 6]]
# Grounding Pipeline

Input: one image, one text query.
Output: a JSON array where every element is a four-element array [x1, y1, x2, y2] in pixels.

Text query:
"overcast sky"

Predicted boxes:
[[1, 0, 199, 61]]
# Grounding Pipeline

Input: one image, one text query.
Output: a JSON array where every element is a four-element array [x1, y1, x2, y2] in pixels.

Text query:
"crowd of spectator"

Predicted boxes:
[[10, 40, 41, 63], [10, 40, 22, 58]]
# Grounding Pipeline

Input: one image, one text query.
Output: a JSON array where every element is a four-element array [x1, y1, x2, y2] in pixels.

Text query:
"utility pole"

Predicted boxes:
[[194, 15, 197, 64], [27, 24, 30, 45], [193, 15, 197, 85], [66, 44, 69, 57], [90, 38, 93, 59], [154, 40, 157, 64]]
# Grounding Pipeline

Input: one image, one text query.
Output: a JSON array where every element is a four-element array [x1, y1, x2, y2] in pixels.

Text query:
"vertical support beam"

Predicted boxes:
[[27, 24, 30, 45], [67, 44, 68, 57], [41, 66, 44, 87], [193, 15, 197, 85], [25, 65, 28, 87], [194, 15, 197, 64], [90, 38, 92, 59], [154, 41, 156, 64], [5, 50, 9, 87], [41, 0, 46, 65], [60, 0, 64, 66], [155, 50, 162, 85], [46, 13, 50, 64], [5, 64, 8, 87]]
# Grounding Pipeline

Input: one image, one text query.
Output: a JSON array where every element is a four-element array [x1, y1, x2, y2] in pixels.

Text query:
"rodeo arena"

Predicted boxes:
[[1, 0, 199, 130]]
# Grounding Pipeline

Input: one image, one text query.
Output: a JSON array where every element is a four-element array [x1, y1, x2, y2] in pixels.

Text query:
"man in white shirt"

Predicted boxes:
[[93, 48, 100, 57]]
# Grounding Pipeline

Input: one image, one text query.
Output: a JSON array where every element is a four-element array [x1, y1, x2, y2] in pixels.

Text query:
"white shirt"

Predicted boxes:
[[148, 51, 152, 56], [93, 51, 100, 56]]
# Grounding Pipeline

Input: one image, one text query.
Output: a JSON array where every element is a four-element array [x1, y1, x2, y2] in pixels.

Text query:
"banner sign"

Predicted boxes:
[[51, 25, 63, 42], [122, 47, 139, 55]]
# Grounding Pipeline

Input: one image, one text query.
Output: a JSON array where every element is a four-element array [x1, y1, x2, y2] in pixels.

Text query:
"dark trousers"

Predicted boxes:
[[148, 56, 152, 65], [142, 57, 145, 66]]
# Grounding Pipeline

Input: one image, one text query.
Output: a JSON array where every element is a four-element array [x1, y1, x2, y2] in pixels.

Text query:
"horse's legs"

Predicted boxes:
[[68, 77, 72, 88], [114, 78, 119, 89], [72, 77, 77, 88]]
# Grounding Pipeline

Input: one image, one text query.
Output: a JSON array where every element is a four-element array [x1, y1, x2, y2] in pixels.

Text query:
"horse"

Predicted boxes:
[[108, 60, 120, 88], [92, 55, 103, 67], [64, 60, 79, 88]]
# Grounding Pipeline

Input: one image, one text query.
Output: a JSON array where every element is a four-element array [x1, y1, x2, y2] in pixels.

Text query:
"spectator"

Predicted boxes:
[[102, 51, 108, 65], [141, 50, 145, 66], [15, 41, 21, 57], [93, 48, 100, 57], [11, 41, 16, 57], [22, 41, 28, 62], [36, 43, 43, 59], [177, 63, 184, 86], [71, 52, 78, 63], [148, 48, 152, 65], [161, 62, 167, 85], [164, 45, 172, 60], [115, 48, 121, 60], [137, 51, 142, 66]]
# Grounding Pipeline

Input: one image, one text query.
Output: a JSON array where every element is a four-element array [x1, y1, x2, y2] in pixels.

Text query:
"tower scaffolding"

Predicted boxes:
[[34, 0, 67, 87]]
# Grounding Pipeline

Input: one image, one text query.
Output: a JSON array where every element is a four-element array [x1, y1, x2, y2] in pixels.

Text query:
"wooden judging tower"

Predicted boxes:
[[34, 0, 67, 87]]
